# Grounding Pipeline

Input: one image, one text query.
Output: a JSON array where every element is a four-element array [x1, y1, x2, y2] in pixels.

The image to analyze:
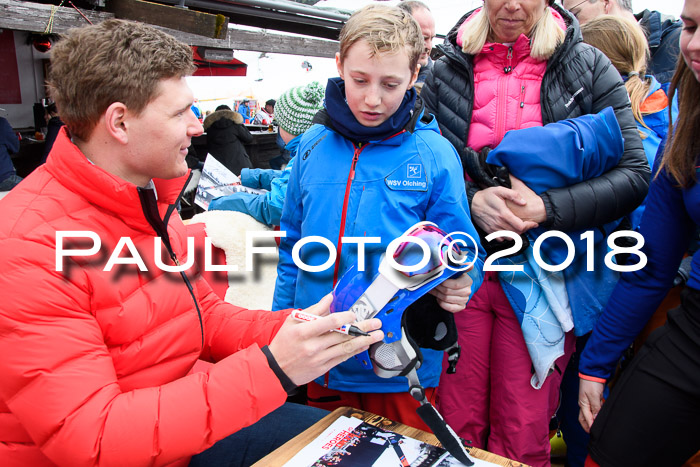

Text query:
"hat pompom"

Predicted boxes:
[[274, 81, 325, 137], [302, 81, 325, 106]]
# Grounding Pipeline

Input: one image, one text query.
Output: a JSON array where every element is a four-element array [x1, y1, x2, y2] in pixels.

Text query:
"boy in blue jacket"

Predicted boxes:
[[272, 4, 485, 430]]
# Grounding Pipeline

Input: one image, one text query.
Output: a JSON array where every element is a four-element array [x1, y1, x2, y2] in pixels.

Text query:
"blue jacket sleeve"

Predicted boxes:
[[211, 162, 294, 226], [0, 118, 19, 154], [208, 192, 274, 226], [272, 158, 302, 310], [579, 164, 695, 380], [241, 168, 284, 190]]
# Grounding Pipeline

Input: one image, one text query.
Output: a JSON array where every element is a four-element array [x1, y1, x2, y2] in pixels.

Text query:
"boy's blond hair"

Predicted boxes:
[[460, 5, 564, 61], [338, 4, 423, 73], [48, 19, 195, 141]]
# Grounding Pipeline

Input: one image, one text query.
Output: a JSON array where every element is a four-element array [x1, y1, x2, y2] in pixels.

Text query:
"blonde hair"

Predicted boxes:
[[48, 19, 195, 141], [460, 5, 564, 61], [581, 15, 651, 131], [338, 4, 423, 73]]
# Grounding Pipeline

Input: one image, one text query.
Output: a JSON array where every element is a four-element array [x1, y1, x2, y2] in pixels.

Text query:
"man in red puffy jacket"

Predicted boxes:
[[0, 19, 382, 467]]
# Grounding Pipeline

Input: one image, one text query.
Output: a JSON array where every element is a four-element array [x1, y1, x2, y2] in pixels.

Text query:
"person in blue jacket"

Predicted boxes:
[[579, 1, 700, 464], [208, 81, 325, 226], [236, 99, 251, 123], [272, 4, 484, 431], [0, 116, 21, 191]]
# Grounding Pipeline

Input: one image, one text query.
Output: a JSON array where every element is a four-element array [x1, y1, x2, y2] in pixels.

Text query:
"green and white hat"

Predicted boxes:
[[275, 81, 325, 136]]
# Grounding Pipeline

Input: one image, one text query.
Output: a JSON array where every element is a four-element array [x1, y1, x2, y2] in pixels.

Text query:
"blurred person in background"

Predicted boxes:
[[41, 102, 65, 164], [0, 116, 21, 191], [398, 0, 436, 92], [209, 82, 324, 226], [562, 0, 682, 84], [254, 98, 276, 125], [203, 104, 254, 175], [236, 99, 252, 123]]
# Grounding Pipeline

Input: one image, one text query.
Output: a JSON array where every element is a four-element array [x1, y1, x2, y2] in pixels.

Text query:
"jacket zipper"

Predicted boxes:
[[330, 129, 405, 287], [324, 145, 363, 388], [325, 131, 405, 388], [504, 45, 513, 74], [332, 145, 363, 287], [515, 84, 525, 129], [496, 46, 514, 143], [138, 181, 204, 348]]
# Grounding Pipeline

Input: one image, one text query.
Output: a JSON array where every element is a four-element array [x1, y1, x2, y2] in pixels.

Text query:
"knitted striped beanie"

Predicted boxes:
[[274, 81, 325, 136]]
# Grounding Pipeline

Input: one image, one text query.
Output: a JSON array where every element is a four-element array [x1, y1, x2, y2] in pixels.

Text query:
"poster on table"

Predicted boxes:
[[283, 415, 499, 467]]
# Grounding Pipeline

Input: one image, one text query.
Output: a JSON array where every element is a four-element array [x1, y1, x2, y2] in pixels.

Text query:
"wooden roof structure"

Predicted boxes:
[[0, 0, 348, 58]]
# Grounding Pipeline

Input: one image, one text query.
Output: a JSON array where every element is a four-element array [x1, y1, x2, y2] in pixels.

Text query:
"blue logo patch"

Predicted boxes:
[[385, 161, 427, 191]]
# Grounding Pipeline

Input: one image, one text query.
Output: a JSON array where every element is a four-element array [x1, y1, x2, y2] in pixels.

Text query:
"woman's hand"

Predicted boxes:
[[578, 378, 606, 433], [506, 176, 547, 224], [471, 186, 539, 236]]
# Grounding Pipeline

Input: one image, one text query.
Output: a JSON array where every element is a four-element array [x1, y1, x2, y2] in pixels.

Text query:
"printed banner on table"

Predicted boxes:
[[283, 415, 499, 467]]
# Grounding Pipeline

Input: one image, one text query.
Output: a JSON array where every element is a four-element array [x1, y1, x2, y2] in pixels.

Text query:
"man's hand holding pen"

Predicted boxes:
[[268, 295, 384, 387]]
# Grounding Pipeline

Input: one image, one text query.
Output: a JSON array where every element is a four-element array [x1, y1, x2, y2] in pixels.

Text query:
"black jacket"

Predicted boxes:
[[203, 109, 254, 175], [42, 116, 64, 164], [422, 4, 650, 232]]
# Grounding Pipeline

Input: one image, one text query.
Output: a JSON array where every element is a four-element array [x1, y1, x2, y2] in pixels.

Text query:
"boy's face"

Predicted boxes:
[[336, 39, 419, 127], [122, 77, 203, 185]]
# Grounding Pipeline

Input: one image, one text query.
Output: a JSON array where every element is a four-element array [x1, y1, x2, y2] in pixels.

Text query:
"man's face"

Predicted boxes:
[[265, 104, 274, 114], [336, 39, 418, 127], [411, 7, 436, 68], [123, 77, 203, 185], [562, 0, 606, 25]]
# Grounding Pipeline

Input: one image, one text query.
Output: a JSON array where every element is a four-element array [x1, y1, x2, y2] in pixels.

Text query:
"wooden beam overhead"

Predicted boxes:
[[107, 0, 227, 39], [0, 0, 112, 34], [0, 0, 338, 58], [174, 27, 338, 58]]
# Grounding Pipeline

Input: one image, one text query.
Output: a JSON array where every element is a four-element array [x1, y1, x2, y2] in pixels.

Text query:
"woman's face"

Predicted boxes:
[[485, 0, 548, 43], [680, 0, 700, 82]]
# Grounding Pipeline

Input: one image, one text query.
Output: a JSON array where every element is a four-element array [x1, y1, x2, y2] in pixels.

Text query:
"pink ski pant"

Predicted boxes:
[[437, 272, 575, 467]]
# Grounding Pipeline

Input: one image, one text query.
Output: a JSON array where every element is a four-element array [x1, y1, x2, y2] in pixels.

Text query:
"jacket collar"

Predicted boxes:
[[635, 9, 679, 49], [45, 127, 188, 228], [314, 93, 430, 146], [322, 77, 419, 144]]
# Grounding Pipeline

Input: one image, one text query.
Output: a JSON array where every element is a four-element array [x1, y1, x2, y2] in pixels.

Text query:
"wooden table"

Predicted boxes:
[[253, 406, 529, 466]]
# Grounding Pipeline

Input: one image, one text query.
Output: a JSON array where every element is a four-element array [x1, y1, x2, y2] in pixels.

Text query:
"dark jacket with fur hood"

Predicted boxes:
[[422, 3, 649, 232], [203, 109, 254, 175]]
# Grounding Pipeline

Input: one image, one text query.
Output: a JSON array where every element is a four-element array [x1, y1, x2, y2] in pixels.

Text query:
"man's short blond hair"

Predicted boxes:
[[338, 4, 423, 73], [47, 19, 195, 141]]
